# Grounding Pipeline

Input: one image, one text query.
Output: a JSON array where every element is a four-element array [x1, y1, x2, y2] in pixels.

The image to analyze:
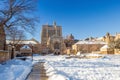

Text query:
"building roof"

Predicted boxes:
[[101, 45, 110, 49], [42, 25, 61, 28], [6, 38, 39, 45], [67, 34, 74, 40], [96, 37, 104, 41], [75, 40, 106, 45], [20, 45, 31, 49]]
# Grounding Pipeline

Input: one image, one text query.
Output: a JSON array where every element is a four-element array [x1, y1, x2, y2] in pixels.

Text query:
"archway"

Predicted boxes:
[[54, 42, 60, 49], [54, 42, 60, 55]]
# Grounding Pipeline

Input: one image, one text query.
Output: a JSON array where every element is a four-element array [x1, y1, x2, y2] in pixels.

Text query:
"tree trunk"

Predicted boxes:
[[11, 47, 14, 59], [0, 24, 6, 50]]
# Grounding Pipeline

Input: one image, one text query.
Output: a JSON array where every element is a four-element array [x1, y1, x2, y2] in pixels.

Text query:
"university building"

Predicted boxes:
[[41, 22, 66, 54]]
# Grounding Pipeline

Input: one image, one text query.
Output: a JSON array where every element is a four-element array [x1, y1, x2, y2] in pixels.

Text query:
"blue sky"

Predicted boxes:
[[32, 0, 120, 41]]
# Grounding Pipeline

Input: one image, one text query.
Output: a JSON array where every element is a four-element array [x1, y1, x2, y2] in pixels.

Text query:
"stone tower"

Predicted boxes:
[[41, 21, 62, 45], [41, 21, 65, 54], [105, 32, 114, 44], [106, 32, 110, 44]]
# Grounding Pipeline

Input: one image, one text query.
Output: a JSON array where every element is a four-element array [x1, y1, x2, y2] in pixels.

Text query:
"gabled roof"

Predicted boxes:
[[101, 45, 110, 49], [20, 45, 31, 49]]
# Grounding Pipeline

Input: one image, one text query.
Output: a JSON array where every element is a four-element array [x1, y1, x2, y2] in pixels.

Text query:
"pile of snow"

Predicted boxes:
[[44, 62, 69, 80], [0, 59, 32, 80], [85, 53, 103, 57], [49, 74, 69, 80]]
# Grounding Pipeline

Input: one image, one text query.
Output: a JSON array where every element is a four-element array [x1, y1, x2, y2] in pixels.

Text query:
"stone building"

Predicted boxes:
[[103, 32, 115, 44], [6, 38, 40, 53], [115, 33, 120, 41], [72, 40, 106, 54], [100, 45, 114, 54], [99, 32, 120, 54], [64, 34, 75, 48], [41, 22, 62, 45], [41, 22, 66, 54]]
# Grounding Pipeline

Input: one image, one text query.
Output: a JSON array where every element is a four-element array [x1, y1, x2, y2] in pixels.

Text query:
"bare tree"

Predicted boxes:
[[108, 41, 115, 49], [6, 27, 26, 59], [0, 0, 38, 50], [6, 27, 26, 46], [109, 39, 120, 49], [114, 39, 120, 49]]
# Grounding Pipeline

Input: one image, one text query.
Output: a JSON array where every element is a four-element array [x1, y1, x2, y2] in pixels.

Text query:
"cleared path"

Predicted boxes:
[[26, 62, 48, 80]]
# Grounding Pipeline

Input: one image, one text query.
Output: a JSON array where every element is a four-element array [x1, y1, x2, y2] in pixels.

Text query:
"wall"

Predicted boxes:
[[0, 50, 10, 63]]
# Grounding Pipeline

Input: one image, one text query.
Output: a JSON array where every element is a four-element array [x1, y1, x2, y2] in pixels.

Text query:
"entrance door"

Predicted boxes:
[[54, 42, 60, 49], [54, 42, 60, 55]]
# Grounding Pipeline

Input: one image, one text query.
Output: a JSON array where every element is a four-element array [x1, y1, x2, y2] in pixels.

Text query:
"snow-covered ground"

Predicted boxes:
[[1, 54, 120, 80], [33, 54, 120, 80], [0, 58, 33, 80]]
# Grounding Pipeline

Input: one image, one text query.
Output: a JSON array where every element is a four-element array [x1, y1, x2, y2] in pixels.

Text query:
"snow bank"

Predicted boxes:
[[39, 54, 120, 80], [85, 53, 104, 57], [0, 59, 32, 80], [44, 62, 69, 80], [49, 74, 69, 80], [24, 54, 120, 80]]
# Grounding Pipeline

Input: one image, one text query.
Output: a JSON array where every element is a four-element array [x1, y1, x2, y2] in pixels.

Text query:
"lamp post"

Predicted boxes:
[[11, 45, 15, 59], [31, 44, 33, 61], [29, 43, 34, 61]]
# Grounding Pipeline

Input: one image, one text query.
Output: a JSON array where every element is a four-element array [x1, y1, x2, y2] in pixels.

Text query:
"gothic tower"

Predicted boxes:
[[41, 21, 65, 54]]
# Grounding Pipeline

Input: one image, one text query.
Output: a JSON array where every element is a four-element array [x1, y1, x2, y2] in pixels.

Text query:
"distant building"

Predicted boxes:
[[64, 34, 75, 48], [95, 32, 120, 54], [115, 32, 120, 41], [100, 45, 114, 54], [103, 32, 115, 44], [41, 22, 62, 45], [6, 38, 39, 45], [72, 40, 106, 53], [41, 22, 66, 54], [6, 38, 40, 53], [20, 45, 32, 56]]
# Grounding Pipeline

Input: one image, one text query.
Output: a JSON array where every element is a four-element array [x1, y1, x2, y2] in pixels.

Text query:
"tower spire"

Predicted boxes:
[[53, 21, 56, 26], [53, 21, 57, 36]]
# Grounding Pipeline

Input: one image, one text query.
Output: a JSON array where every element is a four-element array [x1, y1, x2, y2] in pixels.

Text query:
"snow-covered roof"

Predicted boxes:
[[96, 37, 104, 41], [19, 40, 38, 44], [101, 45, 110, 49], [20, 45, 31, 49], [75, 40, 106, 45], [6, 39, 39, 44]]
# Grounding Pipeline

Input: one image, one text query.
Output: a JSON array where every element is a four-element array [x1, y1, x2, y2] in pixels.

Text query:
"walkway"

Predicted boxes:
[[26, 62, 48, 80]]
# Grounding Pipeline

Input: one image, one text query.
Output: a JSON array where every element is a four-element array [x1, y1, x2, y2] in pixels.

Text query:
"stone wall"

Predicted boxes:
[[0, 50, 10, 63]]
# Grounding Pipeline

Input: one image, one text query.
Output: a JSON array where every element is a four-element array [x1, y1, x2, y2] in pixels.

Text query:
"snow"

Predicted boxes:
[[1, 54, 120, 80], [76, 51, 81, 55], [33, 54, 120, 80], [20, 45, 31, 49], [75, 40, 106, 44], [101, 44, 110, 49], [6, 40, 38, 44], [0, 59, 32, 80], [85, 53, 103, 57]]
